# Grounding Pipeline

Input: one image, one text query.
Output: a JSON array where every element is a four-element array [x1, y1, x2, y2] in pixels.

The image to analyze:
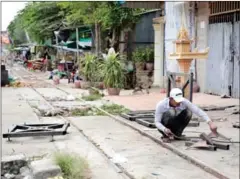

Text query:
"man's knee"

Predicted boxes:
[[161, 109, 176, 126], [183, 109, 192, 119], [185, 109, 192, 119], [180, 108, 192, 117]]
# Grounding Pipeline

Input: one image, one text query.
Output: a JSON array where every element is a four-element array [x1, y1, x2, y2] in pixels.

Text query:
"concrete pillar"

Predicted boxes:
[[152, 17, 165, 88]]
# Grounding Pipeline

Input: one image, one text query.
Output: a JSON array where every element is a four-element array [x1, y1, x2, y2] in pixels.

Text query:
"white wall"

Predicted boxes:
[[195, 2, 209, 92], [164, 2, 196, 74]]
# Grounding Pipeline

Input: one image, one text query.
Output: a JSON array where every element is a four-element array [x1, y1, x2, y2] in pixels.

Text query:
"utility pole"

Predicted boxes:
[[76, 27, 80, 67]]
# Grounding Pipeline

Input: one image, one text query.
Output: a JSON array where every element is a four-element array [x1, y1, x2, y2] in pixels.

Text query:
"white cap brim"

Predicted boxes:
[[173, 96, 184, 103]]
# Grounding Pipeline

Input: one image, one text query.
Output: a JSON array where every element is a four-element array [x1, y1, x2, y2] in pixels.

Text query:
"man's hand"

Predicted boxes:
[[208, 121, 217, 133], [164, 128, 173, 137]]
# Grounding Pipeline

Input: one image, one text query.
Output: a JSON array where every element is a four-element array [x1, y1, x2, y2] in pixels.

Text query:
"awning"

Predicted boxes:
[[52, 45, 83, 53]]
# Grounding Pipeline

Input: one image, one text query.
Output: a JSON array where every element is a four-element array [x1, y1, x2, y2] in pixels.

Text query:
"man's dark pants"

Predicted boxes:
[[158, 109, 192, 138]]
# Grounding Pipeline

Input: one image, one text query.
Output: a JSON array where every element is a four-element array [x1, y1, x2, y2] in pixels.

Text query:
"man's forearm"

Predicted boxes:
[[155, 114, 166, 131], [156, 122, 166, 132]]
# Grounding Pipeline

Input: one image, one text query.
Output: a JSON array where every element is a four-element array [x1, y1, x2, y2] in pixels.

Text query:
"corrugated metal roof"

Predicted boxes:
[[122, 1, 164, 9], [136, 9, 162, 16]]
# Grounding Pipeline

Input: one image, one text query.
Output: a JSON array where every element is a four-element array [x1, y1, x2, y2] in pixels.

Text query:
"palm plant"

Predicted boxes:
[[81, 53, 101, 85], [101, 52, 125, 89]]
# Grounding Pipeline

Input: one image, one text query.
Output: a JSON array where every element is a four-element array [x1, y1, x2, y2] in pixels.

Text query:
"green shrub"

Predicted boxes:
[[54, 152, 89, 179], [82, 94, 102, 101], [99, 104, 129, 115]]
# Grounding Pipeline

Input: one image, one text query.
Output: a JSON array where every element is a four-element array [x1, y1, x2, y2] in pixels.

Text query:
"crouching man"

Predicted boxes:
[[155, 88, 217, 142]]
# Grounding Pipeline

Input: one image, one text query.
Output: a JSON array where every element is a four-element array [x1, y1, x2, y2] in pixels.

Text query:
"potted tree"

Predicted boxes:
[[101, 52, 125, 96], [145, 47, 154, 71], [132, 47, 145, 71]]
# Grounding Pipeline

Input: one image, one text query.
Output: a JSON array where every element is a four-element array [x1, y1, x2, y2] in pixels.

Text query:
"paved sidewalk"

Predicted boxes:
[[104, 88, 239, 110]]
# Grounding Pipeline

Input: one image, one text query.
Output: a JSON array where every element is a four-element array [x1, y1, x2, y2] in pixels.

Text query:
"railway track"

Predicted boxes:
[[9, 65, 230, 179]]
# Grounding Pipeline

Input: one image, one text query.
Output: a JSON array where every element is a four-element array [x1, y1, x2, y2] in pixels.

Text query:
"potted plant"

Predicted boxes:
[[132, 47, 145, 71], [145, 47, 154, 71], [81, 53, 101, 91], [101, 51, 125, 96]]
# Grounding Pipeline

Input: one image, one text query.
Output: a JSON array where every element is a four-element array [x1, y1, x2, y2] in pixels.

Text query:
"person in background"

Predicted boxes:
[[23, 50, 31, 67], [25, 50, 31, 61], [155, 88, 217, 142]]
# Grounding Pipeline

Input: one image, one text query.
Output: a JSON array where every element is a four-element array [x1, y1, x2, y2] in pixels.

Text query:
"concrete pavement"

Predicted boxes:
[[2, 87, 56, 157], [1, 87, 129, 179], [103, 88, 239, 110], [5, 66, 239, 179]]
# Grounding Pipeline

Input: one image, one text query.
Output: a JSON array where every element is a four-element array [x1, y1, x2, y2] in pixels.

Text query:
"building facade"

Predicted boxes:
[[153, 1, 239, 98]]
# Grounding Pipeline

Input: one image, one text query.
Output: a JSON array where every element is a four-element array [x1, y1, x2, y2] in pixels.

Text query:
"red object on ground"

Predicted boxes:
[[43, 58, 47, 65], [27, 62, 33, 69], [58, 64, 64, 72], [75, 81, 81, 88]]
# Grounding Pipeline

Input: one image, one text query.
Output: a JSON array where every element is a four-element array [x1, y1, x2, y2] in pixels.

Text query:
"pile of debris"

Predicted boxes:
[[32, 104, 92, 117], [6, 81, 30, 88], [45, 95, 76, 102], [1, 154, 63, 179]]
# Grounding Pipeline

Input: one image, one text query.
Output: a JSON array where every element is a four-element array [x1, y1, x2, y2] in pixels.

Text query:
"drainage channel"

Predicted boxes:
[[10, 66, 227, 179]]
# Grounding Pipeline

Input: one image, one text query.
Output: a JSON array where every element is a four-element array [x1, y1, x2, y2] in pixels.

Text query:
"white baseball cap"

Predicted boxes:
[[170, 88, 184, 103]]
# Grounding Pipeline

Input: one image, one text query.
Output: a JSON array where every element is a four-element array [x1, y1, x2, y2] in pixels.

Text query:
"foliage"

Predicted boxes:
[[58, 2, 140, 29], [57, 2, 141, 49], [8, 2, 66, 44], [70, 108, 91, 116], [8, 1, 141, 49], [101, 52, 125, 88], [54, 152, 89, 179], [81, 53, 102, 83], [57, 2, 107, 26], [132, 46, 154, 63], [69, 104, 129, 116], [82, 94, 102, 101], [101, 2, 140, 30], [145, 47, 154, 63], [7, 18, 28, 45], [5, 44, 15, 52], [99, 104, 130, 115], [132, 47, 146, 63]]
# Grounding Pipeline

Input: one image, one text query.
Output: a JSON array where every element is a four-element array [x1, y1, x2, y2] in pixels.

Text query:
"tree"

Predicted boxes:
[[101, 2, 141, 50], [8, 2, 143, 51], [58, 2, 141, 53], [8, 2, 67, 44], [57, 2, 108, 55], [7, 16, 28, 45]]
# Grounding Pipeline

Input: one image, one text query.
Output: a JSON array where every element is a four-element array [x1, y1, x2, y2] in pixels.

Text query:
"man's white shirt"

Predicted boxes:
[[154, 98, 211, 131]]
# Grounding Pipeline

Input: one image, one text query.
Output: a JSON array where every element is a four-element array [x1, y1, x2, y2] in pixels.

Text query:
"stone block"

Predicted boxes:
[[1, 154, 28, 176], [30, 159, 61, 179], [4, 173, 15, 179], [20, 166, 31, 177]]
